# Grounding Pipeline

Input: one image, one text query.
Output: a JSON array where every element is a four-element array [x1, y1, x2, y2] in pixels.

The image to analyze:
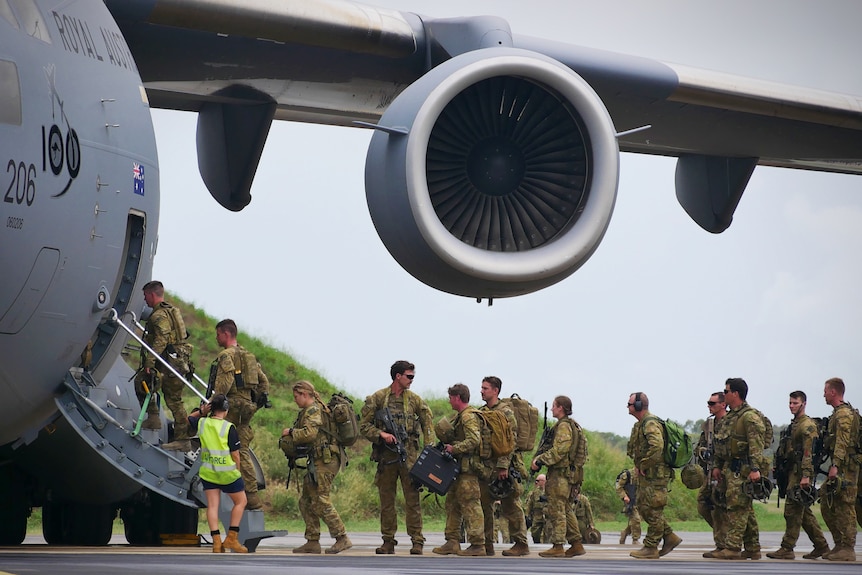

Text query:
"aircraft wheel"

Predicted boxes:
[[43, 501, 114, 545]]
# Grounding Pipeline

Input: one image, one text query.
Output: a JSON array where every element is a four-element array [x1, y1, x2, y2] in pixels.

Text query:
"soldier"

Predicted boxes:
[[478, 376, 530, 556], [820, 377, 859, 562], [614, 468, 642, 544], [209, 319, 270, 510], [626, 392, 682, 559], [359, 360, 434, 555], [493, 501, 510, 544], [572, 486, 599, 543], [525, 474, 549, 543], [282, 380, 352, 555], [697, 391, 730, 556], [530, 395, 586, 558], [710, 377, 767, 560], [135, 281, 193, 446], [432, 383, 485, 556], [766, 390, 830, 560]]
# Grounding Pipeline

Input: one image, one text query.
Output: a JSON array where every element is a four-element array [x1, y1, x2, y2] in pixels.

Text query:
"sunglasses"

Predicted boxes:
[[402, 374, 415, 380], [707, 401, 719, 406], [626, 402, 636, 407]]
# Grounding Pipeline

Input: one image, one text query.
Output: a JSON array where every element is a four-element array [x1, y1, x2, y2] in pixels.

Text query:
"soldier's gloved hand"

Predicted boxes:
[[256, 391, 271, 409], [525, 517, 532, 528]]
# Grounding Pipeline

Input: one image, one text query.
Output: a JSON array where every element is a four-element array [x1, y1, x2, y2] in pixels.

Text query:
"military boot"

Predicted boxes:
[[659, 533, 682, 556], [457, 544, 487, 556], [432, 540, 460, 555], [766, 546, 795, 560], [223, 530, 248, 553], [742, 549, 761, 560], [702, 548, 722, 558], [484, 542, 495, 555], [212, 533, 224, 553], [630, 546, 659, 559], [375, 540, 396, 554], [802, 544, 830, 559], [539, 544, 566, 557], [161, 439, 191, 451], [712, 548, 744, 560], [292, 540, 321, 554], [142, 412, 162, 430], [825, 546, 857, 562], [245, 491, 263, 510], [565, 541, 586, 557], [410, 542, 423, 555], [326, 535, 353, 554], [619, 528, 628, 544], [502, 542, 530, 556]]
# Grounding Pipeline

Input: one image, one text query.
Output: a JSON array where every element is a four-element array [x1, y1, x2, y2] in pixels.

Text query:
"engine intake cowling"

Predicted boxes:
[[365, 48, 619, 298]]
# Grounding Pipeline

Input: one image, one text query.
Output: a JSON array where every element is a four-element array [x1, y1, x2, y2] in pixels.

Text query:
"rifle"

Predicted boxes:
[[376, 407, 408, 463], [773, 425, 793, 506], [531, 402, 554, 476]]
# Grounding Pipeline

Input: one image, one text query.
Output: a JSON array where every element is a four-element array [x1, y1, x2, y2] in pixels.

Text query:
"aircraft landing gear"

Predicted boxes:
[[42, 500, 115, 545]]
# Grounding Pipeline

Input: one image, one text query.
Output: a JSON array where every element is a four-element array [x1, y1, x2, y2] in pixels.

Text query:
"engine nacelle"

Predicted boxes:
[[365, 48, 620, 298]]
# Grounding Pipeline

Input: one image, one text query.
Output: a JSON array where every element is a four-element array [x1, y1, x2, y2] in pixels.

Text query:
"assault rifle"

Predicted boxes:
[[531, 402, 554, 476], [376, 406, 408, 464], [773, 425, 793, 505]]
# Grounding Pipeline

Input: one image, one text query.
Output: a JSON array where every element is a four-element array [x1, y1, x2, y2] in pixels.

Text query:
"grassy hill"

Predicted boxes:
[[141, 293, 711, 526]]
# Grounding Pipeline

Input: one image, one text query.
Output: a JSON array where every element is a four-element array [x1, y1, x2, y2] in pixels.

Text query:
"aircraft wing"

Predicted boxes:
[[106, 0, 862, 297]]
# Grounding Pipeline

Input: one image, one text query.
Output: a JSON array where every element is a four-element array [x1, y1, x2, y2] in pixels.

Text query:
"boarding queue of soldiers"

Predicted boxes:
[[134, 309, 859, 560]]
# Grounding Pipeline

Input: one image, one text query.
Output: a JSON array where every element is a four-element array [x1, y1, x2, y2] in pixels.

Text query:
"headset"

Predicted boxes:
[[633, 393, 643, 412]]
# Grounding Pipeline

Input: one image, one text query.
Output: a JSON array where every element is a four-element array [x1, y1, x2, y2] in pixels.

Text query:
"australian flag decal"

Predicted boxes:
[[133, 162, 145, 196]]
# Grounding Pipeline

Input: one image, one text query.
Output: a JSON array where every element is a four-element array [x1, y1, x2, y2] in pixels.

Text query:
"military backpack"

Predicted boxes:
[[644, 416, 693, 468], [473, 408, 516, 460], [325, 392, 360, 447], [500, 394, 539, 452]]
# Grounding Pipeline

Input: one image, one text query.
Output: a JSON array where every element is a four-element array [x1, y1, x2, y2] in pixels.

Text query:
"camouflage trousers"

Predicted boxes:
[[634, 480, 672, 548], [160, 374, 189, 439], [780, 496, 828, 550], [622, 508, 642, 540], [374, 460, 424, 544], [225, 397, 259, 495], [545, 468, 580, 545], [698, 483, 729, 548], [716, 470, 759, 552], [480, 477, 527, 545], [444, 473, 484, 545], [821, 471, 859, 549], [530, 520, 548, 544], [300, 455, 346, 541]]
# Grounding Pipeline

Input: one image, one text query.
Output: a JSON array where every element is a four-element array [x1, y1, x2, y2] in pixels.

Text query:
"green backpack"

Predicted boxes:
[[645, 416, 693, 468]]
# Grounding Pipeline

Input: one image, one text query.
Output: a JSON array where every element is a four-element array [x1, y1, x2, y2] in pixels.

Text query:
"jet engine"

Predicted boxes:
[[365, 48, 620, 299]]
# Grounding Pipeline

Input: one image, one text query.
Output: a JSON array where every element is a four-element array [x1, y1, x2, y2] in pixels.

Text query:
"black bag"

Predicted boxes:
[[409, 444, 459, 495]]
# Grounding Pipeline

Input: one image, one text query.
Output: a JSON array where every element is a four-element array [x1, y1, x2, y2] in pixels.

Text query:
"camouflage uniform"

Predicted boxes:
[[291, 400, 347, 542], [573, 493, 595, 538], [695, 416, 729, 549], [210, 345, 269, 505], [443, 408, 484, 546], [821, 402, 859, 552], [525, 487, 549, 543], [533, 417, 582, 546], [627, 412, 676, 549], [775, 413, 829, 551], [493, 501, 509, 543], [359, 387, 434, 547], [712, 401, 767, 553], [137, 301, 192, 437], [614, 469, 642, 542], [479, 401, 528, 548]]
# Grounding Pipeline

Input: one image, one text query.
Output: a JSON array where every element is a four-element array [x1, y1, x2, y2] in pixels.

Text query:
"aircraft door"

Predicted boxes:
[[0, 247, 59, 334]]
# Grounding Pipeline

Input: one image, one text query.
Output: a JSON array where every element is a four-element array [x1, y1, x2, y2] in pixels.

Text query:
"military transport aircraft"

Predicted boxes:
[[1, 0, 860, 548]]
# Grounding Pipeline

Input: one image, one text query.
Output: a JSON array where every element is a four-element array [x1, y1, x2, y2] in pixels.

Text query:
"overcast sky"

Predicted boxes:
[[150, 0, 862, 436]]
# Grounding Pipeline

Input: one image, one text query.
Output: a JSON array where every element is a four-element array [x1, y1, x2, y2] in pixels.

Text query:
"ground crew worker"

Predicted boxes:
[[820, 377, 859, 562], [626, 392, 682, 559], [190, 394, 247, 553], [209, 319, 270, 510], [525, 474, 549, 543], [614, 468, 642, 544], [710, 378, 767, 560], [478, 376, 530, 556], [359, 360, 434, 555], [530, 395, 586, 558], [766, 390, 830, 560], [135, 280, 193, 444], [282, 380, 352, 555], [433, 383, 485, 556]]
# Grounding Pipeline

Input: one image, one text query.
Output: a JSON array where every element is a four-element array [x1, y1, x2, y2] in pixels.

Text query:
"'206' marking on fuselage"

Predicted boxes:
[[4, 159, 36, 206]]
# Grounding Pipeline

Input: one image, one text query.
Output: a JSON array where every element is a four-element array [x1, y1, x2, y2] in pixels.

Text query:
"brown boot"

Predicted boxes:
[[326, 535, 353, 554], [825, 546, 857, 562], [223, 530, 248, 553], [142, 412, 162, 429], [410, 542, 423, 555], [502, 542, 530, 556], [457, 544, 487, 556], [432, 540, 460, 555], [802, 544, 830, 559], [245, 491, 263, 510], [539, 544, 566, 557], [630, 546, 659, 559], [212, 533, 224, 553], [703, 548, 721, 558], [712, 548, 744, 560], [565, 541, 586, 557], [742, 549, 761, 560], [766, 547, 795, 560], [292, 540, 322, 554], [375, 540, 396, 554], [659, 533, 682, 556], [484, 542, 495, 555]]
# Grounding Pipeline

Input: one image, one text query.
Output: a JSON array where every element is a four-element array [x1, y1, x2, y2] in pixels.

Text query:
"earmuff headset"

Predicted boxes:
[[633, 392, 643, 412]]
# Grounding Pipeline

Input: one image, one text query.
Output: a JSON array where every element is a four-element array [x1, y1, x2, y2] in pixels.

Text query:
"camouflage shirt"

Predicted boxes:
[[534, 417, 577, 470], [627, 411, 671, 482], [713, 401, 767, 470], [786, 413, 819, 479], [826, 402, 860, 473], [480, 400, 526, 476], [211, 345, 269, 401], [359, 387, 434, 448], [525, 488, 548, 521], [142, 301, 183, 370], [451, 408, 482, 473]]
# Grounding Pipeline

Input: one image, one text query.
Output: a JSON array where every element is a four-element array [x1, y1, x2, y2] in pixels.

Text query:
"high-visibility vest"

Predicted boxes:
[[198, 417, 241, 485]]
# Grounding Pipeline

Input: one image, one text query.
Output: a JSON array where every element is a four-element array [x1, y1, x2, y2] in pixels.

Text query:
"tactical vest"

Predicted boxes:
[[197, 417, 241, 485], [208, 345, 259, 397]]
